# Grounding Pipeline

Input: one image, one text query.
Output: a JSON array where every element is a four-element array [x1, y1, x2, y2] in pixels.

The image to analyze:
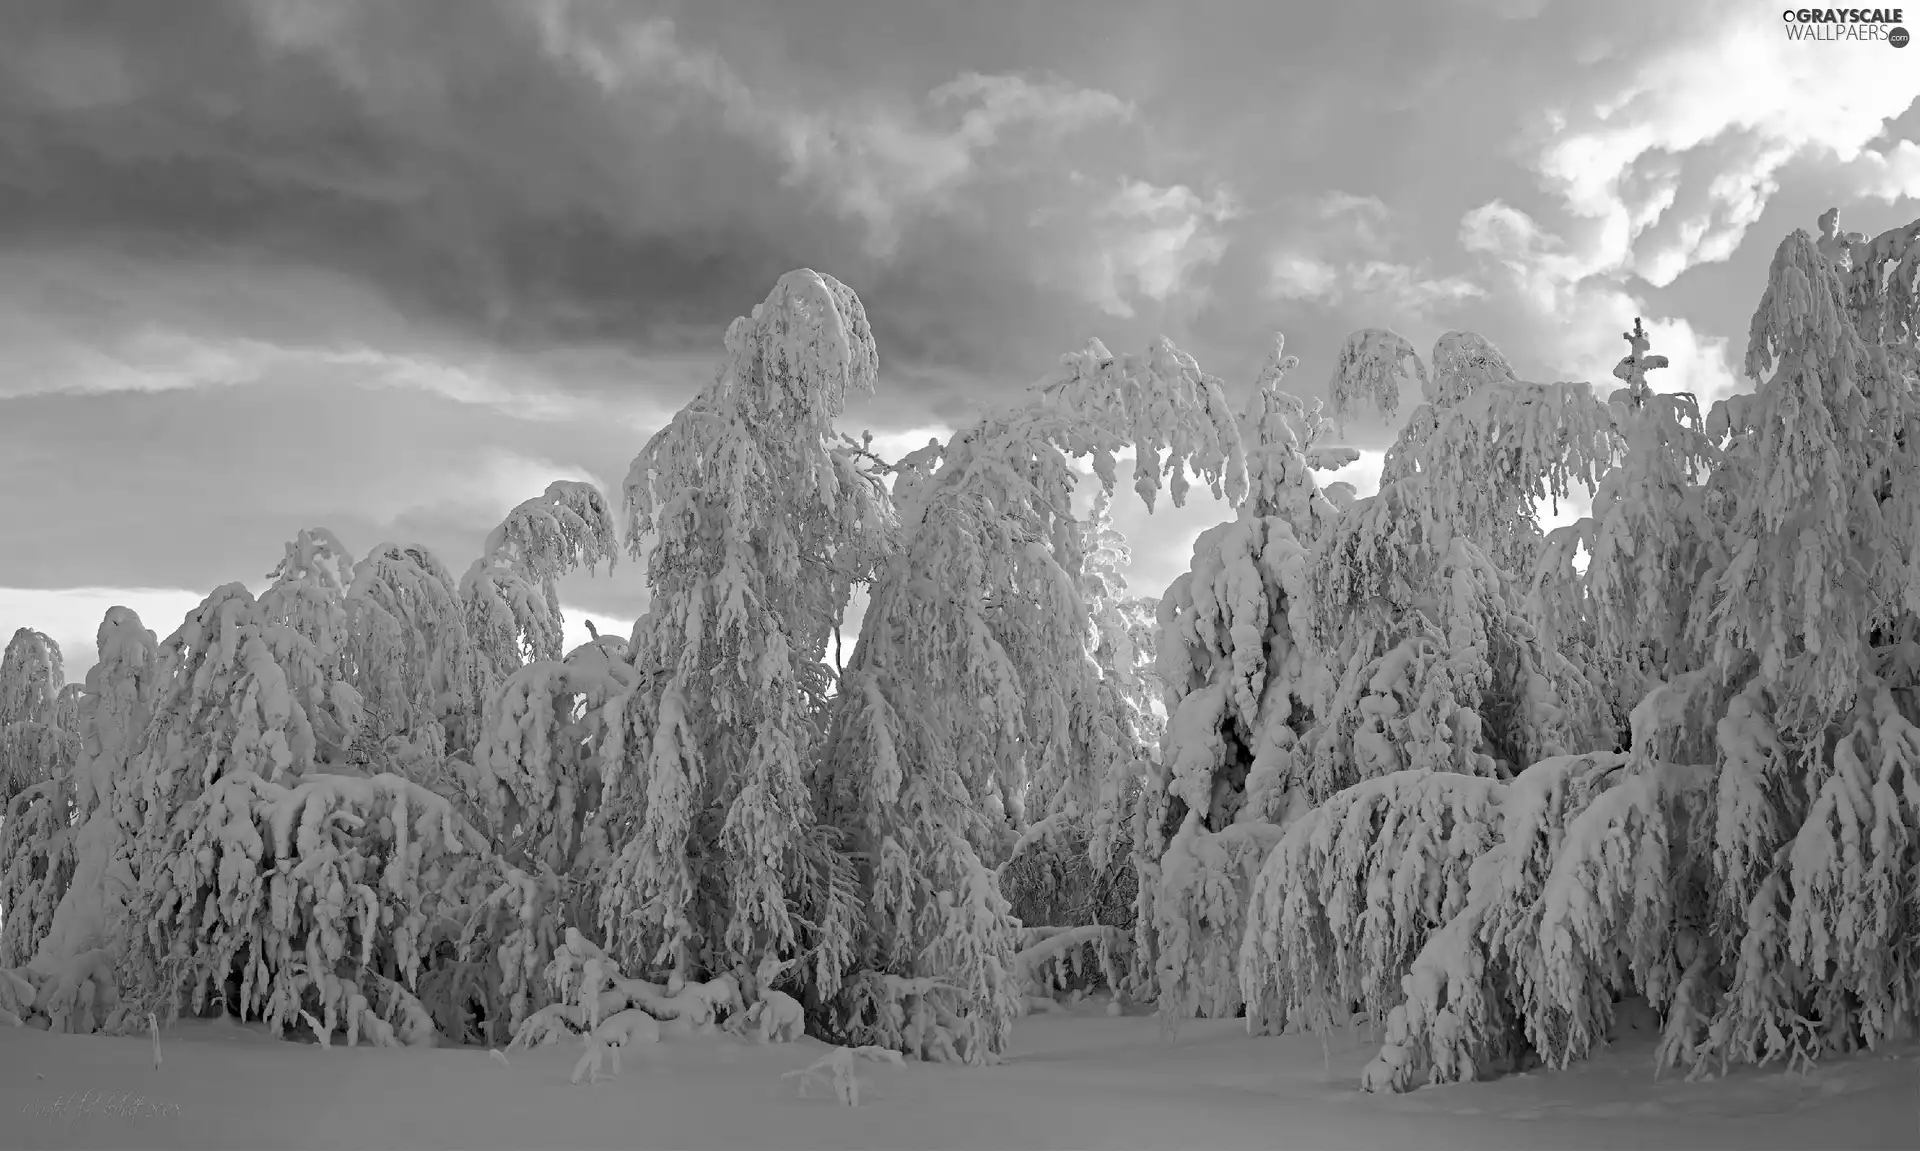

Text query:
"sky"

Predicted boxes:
[[1, 0, 1917, 684]]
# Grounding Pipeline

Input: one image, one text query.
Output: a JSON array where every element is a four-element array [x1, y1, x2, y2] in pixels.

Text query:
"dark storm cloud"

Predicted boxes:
[[0, 0, 1210, 402], [0, 0, 866, 359]]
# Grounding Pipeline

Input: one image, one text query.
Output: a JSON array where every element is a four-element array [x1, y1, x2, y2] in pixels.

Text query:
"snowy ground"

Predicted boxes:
[[0, 1003, 1913, 1151]]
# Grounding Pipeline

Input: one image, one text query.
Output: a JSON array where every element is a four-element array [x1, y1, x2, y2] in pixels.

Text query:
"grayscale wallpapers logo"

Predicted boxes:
[[1781, 7, 1909, 44]]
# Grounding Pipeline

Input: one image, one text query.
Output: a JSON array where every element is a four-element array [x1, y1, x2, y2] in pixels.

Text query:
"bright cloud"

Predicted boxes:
[[1459, 198, 1745, 405], [1526, 13, 1919, 289], [1081, 179, 1237, 318], [1447, 6, 1917, 408]]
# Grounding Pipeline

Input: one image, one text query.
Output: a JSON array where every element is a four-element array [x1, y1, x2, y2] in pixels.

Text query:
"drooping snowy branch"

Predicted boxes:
[[462, 482, 620, 689], [1327, 328, 1428, 431]]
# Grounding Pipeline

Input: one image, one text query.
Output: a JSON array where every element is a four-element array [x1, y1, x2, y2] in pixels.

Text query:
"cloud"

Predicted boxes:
[[1070, 179, 1237, 319], [526, 6, 1133, 258], [1844, 140, 1920, 203], [1427, 2, 1918, 410], [1520, 12, 1918, 290], [1458, 198, 1744, 406], [1265, 193, 1484, 322]]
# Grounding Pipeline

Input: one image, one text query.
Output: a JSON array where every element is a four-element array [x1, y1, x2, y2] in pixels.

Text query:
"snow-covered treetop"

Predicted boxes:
[[1524, 322, 1721, 717], [0, 628, 64, 731], [1610, 318, 1671, 406], [623, 268, 886, 558], [1743, 228, 1865, 389], [1327, 328, 1429, 429], [1331, 342, 1616, 608], [728, 267, 879, 422], [623, 267, 892, 696]]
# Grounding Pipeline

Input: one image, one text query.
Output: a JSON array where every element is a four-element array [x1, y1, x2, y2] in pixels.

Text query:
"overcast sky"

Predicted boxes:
[[2, 0, 1916, 682]]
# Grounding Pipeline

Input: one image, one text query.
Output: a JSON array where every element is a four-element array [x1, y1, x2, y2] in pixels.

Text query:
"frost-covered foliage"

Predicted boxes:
[[126, 584, 362, 824], [111, 564, 500, 1039], [998, 493, 1157, 1004], [1528, 322, 1720, 734], [602, 269, 890, 1003]]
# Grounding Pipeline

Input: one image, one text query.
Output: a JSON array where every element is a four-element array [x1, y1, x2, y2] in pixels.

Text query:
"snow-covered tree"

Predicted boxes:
[[599, 269, 890, 1014], [442, 633, 642, 1042], [1527, 320, 1722, 742], [999, 491, 1158, 1001], [1681, 215, 1920, 1073], [821, 334, 1248, 1059], [1135, 335, 1338, 1024], [2, 608, 159, 1032], [1314, 331, 1616, 788], [0, 629, 80, 970]]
